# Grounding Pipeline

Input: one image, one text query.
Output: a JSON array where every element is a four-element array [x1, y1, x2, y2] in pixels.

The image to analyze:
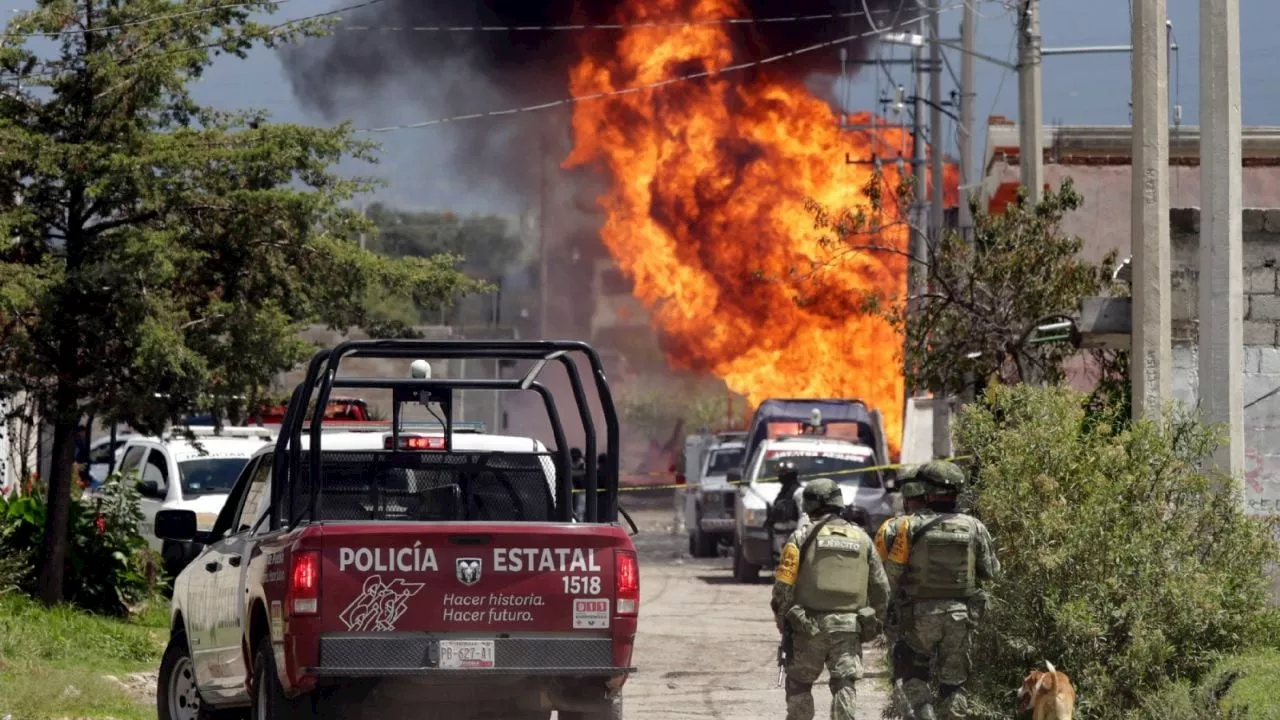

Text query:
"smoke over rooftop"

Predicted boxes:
[[280, 0, 913, 205]]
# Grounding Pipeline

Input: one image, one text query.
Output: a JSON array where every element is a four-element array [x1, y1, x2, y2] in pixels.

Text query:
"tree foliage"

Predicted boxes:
[[807, 178, 1120, 394], [364, 202, 524, 282], [954, 384, 1280, 720], [0, 0, 486, 603]]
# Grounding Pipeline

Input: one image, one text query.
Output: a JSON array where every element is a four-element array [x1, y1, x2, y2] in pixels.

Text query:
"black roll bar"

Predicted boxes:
[[267, 340, 620, 529]]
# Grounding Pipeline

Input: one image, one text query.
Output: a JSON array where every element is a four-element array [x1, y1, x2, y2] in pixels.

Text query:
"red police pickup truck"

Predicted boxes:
[[153, 340, 637, 720]]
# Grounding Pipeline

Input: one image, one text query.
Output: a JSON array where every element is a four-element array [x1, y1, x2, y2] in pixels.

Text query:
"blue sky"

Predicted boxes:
[[9, 0, 1279, 215]]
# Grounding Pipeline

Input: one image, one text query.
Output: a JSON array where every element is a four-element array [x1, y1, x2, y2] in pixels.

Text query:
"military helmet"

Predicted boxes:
[[801, 477, 844, 515], [918, 460, 966, 492], [900, 480, 929, 499], [777, 462, 799, 483]]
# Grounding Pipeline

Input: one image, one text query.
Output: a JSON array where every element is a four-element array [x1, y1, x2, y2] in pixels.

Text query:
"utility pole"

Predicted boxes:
[[1130, 0, 1172, 420], [927, 0, 951, 459], [1017, 0, 1044, 202], [958, 0, 976, 237], [538, 123, 550, 340], [1199, 0, 1243, 477]]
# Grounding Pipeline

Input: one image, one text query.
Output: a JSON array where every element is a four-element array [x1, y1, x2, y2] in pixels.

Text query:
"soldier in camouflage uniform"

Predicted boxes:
[[874, 467, 929, 666], [875, 461, 999, 720], [771, 478, 891, 720]]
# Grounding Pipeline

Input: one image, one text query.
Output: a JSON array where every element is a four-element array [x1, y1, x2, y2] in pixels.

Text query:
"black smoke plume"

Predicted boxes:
[[280, 0, 912, 206]]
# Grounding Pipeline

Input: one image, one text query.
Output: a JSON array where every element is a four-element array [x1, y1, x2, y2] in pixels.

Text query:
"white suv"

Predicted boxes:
[[114, 428, 273, 572]]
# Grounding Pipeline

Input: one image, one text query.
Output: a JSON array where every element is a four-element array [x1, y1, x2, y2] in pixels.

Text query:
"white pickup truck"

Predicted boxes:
[[683, 432, 746, 558]]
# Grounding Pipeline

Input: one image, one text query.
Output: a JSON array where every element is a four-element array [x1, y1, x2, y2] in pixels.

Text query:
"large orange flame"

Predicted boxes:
[[565, 0, 955, 456]]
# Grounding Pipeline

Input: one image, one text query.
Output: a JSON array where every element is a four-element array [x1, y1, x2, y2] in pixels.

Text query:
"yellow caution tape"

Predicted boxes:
[[572, 455, 974, 494]]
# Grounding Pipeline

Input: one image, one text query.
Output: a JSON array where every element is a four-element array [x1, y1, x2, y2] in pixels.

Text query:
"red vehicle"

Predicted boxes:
[[251, 396, 376, 424], [153, 340, 637, 719]]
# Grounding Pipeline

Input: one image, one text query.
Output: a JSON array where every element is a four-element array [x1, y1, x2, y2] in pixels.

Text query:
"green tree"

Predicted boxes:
[[807, 178, 1120, 396], [0, 0, 485, 605], [365, 202, 524, 282]]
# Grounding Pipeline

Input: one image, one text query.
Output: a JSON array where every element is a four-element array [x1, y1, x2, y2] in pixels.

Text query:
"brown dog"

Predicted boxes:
[[1017, 661, 1076, 720]]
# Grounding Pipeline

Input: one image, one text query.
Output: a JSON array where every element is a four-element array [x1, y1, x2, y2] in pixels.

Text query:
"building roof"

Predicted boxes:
[[981, 117, 1280, 264]]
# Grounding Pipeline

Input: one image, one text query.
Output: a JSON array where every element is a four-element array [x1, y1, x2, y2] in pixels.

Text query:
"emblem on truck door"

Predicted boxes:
[[456, 557, 482, 586]]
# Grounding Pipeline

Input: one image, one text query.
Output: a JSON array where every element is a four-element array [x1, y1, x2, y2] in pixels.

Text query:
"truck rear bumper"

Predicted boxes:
[[306, 635, 635, 677], [698, 518, 734, 532]]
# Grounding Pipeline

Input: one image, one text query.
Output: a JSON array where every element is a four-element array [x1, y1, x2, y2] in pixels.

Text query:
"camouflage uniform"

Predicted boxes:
[[874, 468, 926, 663], [772, 479, 891, 720], [875, 462, 999, 720]]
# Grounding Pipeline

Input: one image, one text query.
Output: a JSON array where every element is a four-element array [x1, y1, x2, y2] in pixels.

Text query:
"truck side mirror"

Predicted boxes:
[[137, 478, 163, 499], [155, 508, 198, 542]]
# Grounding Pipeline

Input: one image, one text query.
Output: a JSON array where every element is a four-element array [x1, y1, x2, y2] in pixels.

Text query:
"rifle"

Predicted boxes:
[[776, 623, 793, 687], [889, 639, 916, 720]]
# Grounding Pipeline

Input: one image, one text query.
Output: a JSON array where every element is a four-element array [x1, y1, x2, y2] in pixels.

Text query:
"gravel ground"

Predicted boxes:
[[624, 505, 892, 720]]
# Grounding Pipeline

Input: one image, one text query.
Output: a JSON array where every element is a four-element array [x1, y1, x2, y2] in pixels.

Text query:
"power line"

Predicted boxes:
[[333, 7, 911, 33], [1, 0, 389, 81], [0, 0, 333, 38], [358, 5, 964, 134]]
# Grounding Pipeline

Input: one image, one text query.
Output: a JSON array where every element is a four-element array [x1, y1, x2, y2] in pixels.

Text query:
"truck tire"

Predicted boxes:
[[689, 527, 717, 558], [252, 636, 307, 720], [561, 694, 623, 720], [732, 539, 760, 582], [158, 630, 215, 720]]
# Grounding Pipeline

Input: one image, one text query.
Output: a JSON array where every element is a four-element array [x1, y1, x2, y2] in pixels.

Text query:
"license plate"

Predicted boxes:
[[438, 640, 496, 669]]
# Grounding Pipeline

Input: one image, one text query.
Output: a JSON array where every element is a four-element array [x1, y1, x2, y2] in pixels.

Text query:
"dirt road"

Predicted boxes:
[[623, 506, 891, 720]]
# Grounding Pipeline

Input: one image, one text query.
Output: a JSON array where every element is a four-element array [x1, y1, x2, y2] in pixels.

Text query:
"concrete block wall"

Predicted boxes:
[[1169, 208, 1280, 517]]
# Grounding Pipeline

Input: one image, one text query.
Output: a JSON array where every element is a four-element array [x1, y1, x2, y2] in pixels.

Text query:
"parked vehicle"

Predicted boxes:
[[153, 339, 637, 720], [684, 433, 745, 558], [87, 432, 134, 486], [115, 427, 274, 575], [730, 399, 899, 582]]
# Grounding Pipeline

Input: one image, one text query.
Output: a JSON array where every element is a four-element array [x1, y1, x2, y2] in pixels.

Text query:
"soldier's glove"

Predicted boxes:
[[785, 606, 821, 638], [856, 606, 882, 643], [968, 591, 990, 625]]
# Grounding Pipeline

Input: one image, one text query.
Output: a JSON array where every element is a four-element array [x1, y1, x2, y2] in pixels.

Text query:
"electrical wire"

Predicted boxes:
[[0, 0, 358, 39], [1, 0, 389, 81], [357, 5, 965, 134], [335, 7, 910, 33], [3, 2, 929, 39]]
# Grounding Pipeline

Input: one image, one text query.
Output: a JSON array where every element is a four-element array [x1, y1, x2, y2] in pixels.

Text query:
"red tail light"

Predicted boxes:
[[384, 435, 446, 451], [615, 549, 639, 615], [288, 551, 320, 616]]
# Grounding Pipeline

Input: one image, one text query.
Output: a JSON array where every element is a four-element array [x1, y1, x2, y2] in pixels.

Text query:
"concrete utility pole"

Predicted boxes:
[[1130, 0, 1172, 420], [1199, 0, 1244, 476], [958, 0, 976, 237], [910, 17, 928, 281], [927, 0, 951, 458], [1016, 0, 1044, 202], [538, 124, 550, 340]]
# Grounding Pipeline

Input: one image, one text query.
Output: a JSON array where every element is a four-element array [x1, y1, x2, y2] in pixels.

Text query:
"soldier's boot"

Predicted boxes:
[[828, 675, 857, 720], [912, 703, 938, 720], [785, 676, 816, 720], [937, 683, 968, 720]]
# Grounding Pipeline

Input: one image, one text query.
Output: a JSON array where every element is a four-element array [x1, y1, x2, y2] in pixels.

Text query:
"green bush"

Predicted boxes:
[[954, 384, 1280, 720], [0, 472, 162, 615]]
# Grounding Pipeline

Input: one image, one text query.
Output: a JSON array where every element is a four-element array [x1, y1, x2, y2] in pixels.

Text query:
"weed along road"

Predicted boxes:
[[623, 507, 891, 720]]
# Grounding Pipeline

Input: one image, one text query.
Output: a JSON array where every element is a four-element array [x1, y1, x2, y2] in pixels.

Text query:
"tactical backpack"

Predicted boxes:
[[794, 517, 871, 612]]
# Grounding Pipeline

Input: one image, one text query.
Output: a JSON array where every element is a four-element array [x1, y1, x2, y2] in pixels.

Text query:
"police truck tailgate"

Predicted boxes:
[[306, 522, 638, 672]]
